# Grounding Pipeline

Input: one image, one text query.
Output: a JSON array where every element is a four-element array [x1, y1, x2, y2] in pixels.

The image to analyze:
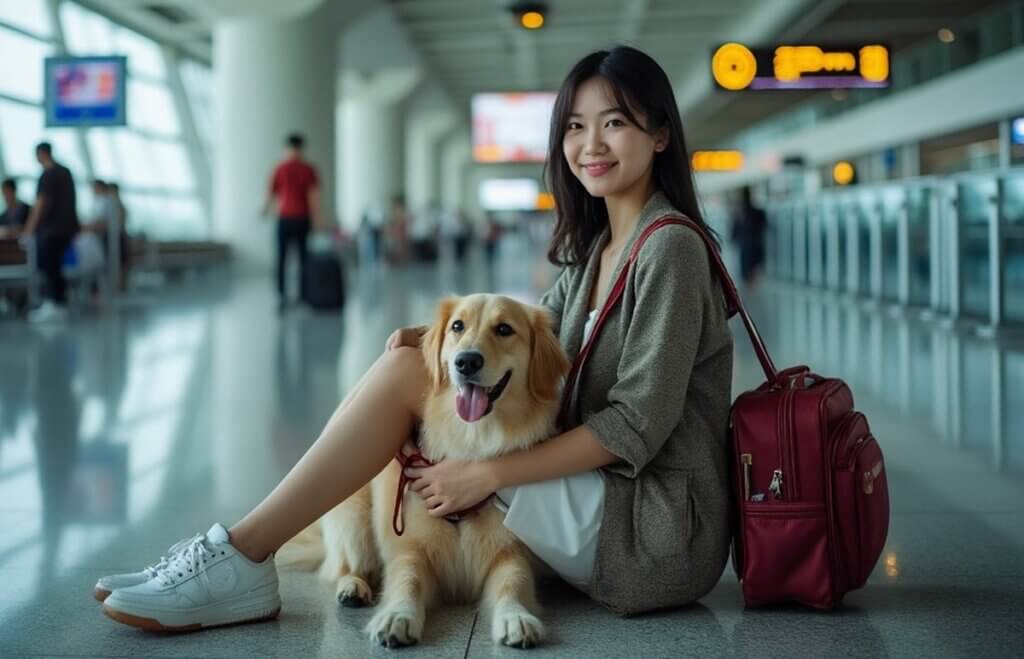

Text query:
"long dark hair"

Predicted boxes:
[[544, 46, 718, 266]]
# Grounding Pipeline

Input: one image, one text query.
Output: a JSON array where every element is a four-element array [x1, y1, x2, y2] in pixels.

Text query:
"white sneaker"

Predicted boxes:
[[102, 524, 281, 632], [93, 533, 202, 602], [28, 301, 67, 323]]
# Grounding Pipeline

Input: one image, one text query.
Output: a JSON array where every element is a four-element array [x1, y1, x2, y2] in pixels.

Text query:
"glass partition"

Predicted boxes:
[[1003, 173, 1024, 323], [834, 197, 850, 291], [880, 187, 903, 301], [906, 185, 933, 307], [958, 178, 997, 319], [855, 194, 873, 295]]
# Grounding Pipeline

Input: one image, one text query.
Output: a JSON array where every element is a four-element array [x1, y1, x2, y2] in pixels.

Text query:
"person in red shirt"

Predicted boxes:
[[263, 133, 323, 310]]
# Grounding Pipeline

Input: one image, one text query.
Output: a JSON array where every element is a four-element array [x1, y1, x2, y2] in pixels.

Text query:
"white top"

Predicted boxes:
[[492, 307, 605, 587]]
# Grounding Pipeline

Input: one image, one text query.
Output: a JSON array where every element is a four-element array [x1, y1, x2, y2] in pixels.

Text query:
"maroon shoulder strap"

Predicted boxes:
[[557, 216, 777, 427]]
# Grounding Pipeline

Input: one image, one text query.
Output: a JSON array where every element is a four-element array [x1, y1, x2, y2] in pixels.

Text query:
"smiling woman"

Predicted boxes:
[[95, 45, 734, 638]]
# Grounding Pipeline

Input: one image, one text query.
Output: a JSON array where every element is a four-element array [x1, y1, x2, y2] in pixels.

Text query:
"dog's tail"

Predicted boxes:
[[275, 522, 325, 571]]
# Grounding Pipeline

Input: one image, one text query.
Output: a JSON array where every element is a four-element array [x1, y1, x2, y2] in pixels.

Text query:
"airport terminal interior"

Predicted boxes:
[[2, 0, 1023, 656]]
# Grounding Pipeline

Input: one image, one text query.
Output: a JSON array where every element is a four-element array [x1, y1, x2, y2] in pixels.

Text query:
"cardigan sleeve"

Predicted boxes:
[[583, 225, 712, 478], [538, 266, 571, 338]]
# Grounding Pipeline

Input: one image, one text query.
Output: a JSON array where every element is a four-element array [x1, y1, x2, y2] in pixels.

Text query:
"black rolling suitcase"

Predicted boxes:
[[303, 251, 345, 310]]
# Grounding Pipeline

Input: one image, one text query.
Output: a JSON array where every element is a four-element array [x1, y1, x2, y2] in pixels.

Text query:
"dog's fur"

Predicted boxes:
[[280, 294, 569, 648]]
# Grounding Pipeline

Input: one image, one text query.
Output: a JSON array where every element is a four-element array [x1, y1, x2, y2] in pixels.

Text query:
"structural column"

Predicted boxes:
[[338, 70, 419, 231], [212, 5, 337, 270]]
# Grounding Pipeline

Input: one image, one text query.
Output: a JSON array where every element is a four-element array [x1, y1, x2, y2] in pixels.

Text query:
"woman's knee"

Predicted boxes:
[[375, 346, 429, 396]]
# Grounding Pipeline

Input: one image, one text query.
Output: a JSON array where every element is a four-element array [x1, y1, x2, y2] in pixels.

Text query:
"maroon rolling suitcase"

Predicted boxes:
[[569, 216, 890, 609]]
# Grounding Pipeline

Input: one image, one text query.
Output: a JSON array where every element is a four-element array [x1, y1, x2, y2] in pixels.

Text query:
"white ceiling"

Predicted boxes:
[[78, 0, 1015, 148]]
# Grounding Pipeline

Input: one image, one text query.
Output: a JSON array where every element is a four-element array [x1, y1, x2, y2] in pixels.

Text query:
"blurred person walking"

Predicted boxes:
[[263, 133, 324, 311], [731, 186, 767, 286], [21, 142, 80, 322]]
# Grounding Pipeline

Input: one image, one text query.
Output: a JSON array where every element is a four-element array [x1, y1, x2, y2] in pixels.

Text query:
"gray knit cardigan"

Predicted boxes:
[[540, 190, 734, 615]]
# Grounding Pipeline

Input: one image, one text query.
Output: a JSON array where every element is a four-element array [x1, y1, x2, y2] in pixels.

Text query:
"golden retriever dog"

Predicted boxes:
[[281, 293, 569, 648]]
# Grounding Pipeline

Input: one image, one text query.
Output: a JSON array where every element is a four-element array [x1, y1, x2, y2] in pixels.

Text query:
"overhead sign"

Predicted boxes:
[[712, 43, 889, 91]]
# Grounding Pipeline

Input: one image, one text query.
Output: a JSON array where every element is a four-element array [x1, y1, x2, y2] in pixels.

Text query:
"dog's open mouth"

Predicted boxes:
[[455, 370, 511, 423]]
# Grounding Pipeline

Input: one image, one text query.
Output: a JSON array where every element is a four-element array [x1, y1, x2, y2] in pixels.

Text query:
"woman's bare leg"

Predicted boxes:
[[229, 346, 429, 561]]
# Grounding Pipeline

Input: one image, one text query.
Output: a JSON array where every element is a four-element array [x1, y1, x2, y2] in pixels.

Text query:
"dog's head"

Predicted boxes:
[[421, 294, 569, 423]]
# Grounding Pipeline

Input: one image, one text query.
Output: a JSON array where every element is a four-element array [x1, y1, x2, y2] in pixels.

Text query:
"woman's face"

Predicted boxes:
[[562, 77, 666, 203]]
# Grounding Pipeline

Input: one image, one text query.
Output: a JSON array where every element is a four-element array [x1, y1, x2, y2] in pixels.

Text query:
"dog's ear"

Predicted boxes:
[[528, 306, 570, 403], [422, 297, 458, 391]]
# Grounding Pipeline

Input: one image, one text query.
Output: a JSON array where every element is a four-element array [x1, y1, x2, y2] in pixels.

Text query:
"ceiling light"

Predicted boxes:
[[509, 2, 547, 30], [521, 11, 544, 29], [938, 28, 955, 43]]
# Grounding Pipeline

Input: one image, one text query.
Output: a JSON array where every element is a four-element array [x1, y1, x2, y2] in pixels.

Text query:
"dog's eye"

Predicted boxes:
[[495, 323, 515, 337], [451, 320, 464, 333]]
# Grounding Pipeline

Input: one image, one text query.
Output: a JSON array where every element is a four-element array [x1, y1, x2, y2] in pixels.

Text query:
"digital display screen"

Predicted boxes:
[[711, 43, 890, 91], [1012, 117, 1024, 145], [45, 56, 127, 127], [479, 178, 540, 211], [472, 92, 555, 163]]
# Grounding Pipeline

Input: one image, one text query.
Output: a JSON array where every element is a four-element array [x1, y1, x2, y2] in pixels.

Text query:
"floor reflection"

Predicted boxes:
[[0, 236, 1021, 655]]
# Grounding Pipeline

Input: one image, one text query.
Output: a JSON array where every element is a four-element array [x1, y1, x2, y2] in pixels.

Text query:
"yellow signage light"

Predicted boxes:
[[859, 45, 889, 82], [692, 150, 744, 172], [833, 161, 855, 185], [774, 46, 855, 82], [520, 11, 544, 29], [712, 43, 757, 91]]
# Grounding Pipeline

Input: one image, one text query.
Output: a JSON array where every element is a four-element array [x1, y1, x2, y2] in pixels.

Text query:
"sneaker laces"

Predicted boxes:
[[143, 534, 202, 578], [153, 535, 213, 587]]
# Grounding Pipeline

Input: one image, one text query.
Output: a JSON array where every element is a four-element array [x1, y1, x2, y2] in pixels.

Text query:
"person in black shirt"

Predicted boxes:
[[0, 178, 30, 237], [22, 142, 80, 321]]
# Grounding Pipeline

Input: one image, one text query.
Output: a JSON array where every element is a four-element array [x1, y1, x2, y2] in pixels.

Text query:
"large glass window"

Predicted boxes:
[[0, 0, 52, 38], [178, 59, 215, 163], [128, 80, 180, 137], [0, 29, 52, 102], [56, 1, 207, 239], [0, 101, 47, 175]]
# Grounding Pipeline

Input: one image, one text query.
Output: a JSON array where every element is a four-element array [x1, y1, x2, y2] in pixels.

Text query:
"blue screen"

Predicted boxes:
[[44, 56, 127, 127], [1012, 117, 1024, 146]]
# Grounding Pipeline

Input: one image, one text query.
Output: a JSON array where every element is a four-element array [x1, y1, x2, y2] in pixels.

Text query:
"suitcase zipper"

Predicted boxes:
[[775, 390, 788, 500], [768, 469, 783, 499], [741, 453, 753, 501]]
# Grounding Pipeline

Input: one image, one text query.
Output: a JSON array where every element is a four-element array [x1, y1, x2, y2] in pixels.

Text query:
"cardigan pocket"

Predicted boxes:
[[632, 469, 695, 562]]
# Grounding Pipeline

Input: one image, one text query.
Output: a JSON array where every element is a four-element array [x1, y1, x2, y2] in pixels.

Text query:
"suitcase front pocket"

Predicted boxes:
[[740, 503, 834, 608]]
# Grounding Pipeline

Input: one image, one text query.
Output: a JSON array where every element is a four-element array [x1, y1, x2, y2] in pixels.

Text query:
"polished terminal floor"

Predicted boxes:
[[1, 234, 1023, 657]]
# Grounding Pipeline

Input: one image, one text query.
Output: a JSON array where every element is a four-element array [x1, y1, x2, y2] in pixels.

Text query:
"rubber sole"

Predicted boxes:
[[102, 604, 281, 633], [94, 587, 112, 602]]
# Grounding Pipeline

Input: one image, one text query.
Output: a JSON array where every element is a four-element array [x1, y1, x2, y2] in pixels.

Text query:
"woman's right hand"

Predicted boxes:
[[385, 325, 427, 351]]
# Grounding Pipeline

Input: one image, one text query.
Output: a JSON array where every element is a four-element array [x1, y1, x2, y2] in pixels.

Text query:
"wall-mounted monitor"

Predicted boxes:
[[479, 178, 540, 211], [472, 92, 555, 163], [44, 56, 128, 127], [1012, 117, 1024, 145]]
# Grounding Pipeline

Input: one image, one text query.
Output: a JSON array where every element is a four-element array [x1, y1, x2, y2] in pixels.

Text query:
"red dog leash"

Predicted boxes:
[[392, 448, 494, 536]]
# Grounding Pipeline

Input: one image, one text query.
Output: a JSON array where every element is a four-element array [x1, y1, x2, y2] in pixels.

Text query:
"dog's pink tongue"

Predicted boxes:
[[456, 384, 489, 422]]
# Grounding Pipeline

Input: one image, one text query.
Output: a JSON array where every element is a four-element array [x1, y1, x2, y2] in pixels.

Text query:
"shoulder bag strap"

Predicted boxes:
[[557, 216, 777, 427]]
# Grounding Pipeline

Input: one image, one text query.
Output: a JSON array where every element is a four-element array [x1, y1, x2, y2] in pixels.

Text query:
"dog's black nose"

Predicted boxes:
[[454, 351, 484, 376]]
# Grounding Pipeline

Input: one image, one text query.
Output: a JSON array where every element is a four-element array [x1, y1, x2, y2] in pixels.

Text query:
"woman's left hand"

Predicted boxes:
[[404, 459, 498, 518]]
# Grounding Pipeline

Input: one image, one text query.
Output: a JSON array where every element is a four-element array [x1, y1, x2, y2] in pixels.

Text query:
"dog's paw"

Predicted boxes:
[[366, 603, 424, 648], [336, 575, 373, 607], [492, 606, 544, 649]]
